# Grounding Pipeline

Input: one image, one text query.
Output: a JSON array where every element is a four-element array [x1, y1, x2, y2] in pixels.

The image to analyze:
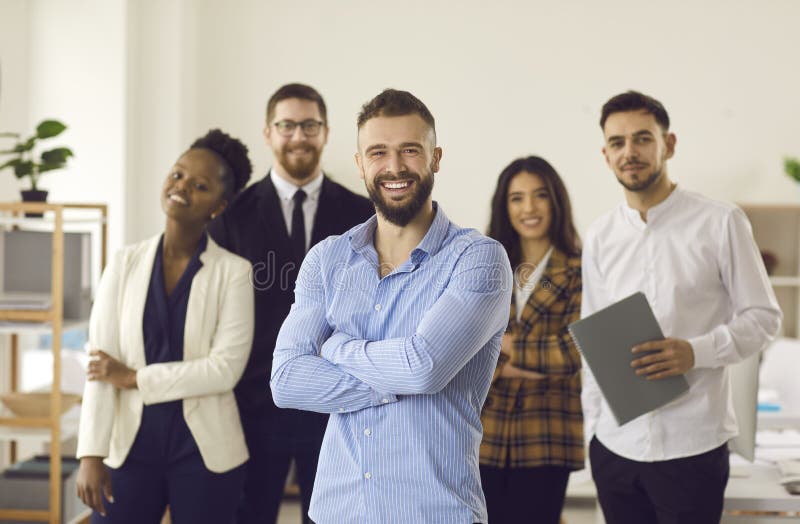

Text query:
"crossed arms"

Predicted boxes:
[[270, 238, 513, 414]]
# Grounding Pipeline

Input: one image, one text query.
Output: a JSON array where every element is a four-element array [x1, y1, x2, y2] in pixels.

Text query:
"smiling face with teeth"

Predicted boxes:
[[264, 97, 328, 186], [507, 171, 553, 244], [161, 148, 229, 225], [355, 114, 441, 227]]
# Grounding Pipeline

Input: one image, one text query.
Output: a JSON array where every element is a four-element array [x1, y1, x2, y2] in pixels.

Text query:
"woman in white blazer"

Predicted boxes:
[[76, 129, 255, 524]]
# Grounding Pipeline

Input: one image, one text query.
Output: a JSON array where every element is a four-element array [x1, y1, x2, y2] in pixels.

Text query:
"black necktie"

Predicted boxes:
[[291, 189, 307, 260]]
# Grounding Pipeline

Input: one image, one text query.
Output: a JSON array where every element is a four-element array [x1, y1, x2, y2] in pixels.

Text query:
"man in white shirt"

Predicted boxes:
[[581, 90, 782, 523]]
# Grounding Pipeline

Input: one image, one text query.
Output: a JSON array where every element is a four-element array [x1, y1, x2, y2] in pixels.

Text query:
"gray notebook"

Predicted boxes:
[[569, 292, 689, 425]]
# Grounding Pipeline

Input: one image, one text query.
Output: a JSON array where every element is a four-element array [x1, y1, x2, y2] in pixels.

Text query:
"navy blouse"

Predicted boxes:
[[127, 234, 208, 464]]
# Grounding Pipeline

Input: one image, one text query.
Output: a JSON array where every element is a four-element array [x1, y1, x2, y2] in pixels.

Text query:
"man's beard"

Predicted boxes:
[[277, 143, 321, 181], [366, 169, 434, 227], [616, 165, 662, 192]]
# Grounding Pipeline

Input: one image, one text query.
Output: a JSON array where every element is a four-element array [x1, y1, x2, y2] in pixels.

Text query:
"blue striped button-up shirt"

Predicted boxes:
[[271, 204, 512, 524]]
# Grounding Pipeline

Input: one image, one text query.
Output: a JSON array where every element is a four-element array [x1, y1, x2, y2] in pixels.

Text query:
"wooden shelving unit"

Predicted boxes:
[[740, 204, 800, 338], [0, 202, 106, 524]]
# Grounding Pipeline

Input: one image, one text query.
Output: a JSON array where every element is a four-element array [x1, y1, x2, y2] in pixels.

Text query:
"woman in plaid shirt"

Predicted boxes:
[[480, 156, 584, 524]]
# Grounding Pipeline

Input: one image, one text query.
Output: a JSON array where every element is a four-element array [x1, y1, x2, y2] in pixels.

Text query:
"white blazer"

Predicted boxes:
[[77, 235, 254, 473]]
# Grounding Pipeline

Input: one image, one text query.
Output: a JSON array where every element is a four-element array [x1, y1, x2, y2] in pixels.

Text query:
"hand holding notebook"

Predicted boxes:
[[569, 292, 690, 425], [630, 337, 696, 380]]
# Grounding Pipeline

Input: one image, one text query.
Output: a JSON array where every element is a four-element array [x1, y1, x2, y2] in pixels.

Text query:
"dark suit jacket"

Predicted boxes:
[[207, 173, 374, 437]]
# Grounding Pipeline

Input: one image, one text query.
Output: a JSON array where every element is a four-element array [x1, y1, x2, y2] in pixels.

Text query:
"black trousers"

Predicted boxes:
[[590, 436, 730, 524], [91, 453, 245, 524], [92, 403, 245, 524], [236, 412, 324, 524], [479, 464, 571, 524]]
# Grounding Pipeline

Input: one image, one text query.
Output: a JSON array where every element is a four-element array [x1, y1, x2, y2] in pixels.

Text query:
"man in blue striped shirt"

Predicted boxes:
[[270, 89, 513, 524]]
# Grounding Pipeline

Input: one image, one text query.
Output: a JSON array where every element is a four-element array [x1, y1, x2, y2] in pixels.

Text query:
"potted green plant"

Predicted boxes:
[[786, 157, 800, 184], [0, 119, 74, 206]]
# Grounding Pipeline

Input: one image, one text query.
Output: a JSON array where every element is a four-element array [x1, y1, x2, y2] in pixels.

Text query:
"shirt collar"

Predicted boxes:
[[349, 202, 450, 262], [622, 184, 682, 229], [413, 202, 450, 258], [270, 168, 324, 202]]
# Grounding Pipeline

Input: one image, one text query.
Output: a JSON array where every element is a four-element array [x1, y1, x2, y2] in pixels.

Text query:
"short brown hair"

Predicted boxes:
[[266, 83, 327, 124], [357, 89, 436, 141], [600, 91, 670, 131]]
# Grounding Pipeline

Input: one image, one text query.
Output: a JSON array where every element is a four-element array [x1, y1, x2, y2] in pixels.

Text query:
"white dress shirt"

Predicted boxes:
[[271, 169, 324, 252], [514, 247, 553, 323], [581, 186, 782, 462]]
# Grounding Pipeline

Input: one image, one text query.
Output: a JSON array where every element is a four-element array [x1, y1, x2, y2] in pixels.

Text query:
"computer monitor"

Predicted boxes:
[[2, 230, 92, 319], [728, 352, 760, 462]]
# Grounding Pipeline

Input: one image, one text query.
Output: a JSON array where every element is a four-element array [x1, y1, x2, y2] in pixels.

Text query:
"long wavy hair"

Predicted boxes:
[[487, 156, 580, 268]]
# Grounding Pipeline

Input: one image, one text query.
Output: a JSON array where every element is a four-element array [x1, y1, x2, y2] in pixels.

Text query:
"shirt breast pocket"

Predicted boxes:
[[672, 246, 723, 304]]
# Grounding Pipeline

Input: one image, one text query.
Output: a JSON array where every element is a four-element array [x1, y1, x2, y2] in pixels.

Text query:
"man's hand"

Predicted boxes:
[[87, 350, 137, 389], [631, 338, 695, 380], [76, 457, 113, 517]]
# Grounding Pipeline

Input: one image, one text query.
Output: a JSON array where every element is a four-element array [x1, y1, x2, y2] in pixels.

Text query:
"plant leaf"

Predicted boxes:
[[38, 162, 66, 173], [13, 161, 34, 178], [41, 147, 74, 164], [785, 157, 800, 183], [10, 137, 37, 153], [0, 158, 22, 170], [36, 120, 67, 139]]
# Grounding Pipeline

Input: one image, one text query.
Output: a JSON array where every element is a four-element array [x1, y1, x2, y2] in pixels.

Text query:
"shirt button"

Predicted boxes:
[[381, 398, 389, 404], [338, 407, 345, 413], [364, 428, 372, 436], [374, 303, 381, 311], [364, 472, 372, 479]]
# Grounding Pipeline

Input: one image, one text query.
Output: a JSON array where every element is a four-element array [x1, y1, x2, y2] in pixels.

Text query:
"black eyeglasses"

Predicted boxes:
[[273, 119, 325, 137]]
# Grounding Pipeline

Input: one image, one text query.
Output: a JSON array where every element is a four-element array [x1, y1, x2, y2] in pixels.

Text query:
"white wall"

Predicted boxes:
[[25, 0, 128, 254], [2, 0, 800, 246], [0, 0, 31, 203], [177, 0, 800, 239], [125, 0, 198, 242]]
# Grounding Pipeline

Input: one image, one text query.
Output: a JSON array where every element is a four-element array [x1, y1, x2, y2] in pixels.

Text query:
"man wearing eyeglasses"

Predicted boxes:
[[208, 83, 374, 524]]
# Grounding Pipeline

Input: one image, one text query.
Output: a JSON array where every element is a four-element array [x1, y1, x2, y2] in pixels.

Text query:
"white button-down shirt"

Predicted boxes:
[[581, 186, 782, 461], [271, 169, 324, 252]]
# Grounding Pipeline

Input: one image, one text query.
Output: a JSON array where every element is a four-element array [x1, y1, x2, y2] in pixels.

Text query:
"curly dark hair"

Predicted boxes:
[[190, 129, 252, 199]]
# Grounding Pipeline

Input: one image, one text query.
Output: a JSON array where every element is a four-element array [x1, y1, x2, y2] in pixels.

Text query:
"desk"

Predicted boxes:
[[760, 411, 800, 431], [565, 461, 800, 523], [725, 462, 800, 519]]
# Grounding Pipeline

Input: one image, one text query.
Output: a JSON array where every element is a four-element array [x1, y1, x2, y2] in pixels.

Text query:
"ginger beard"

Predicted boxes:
[[276, 142, 322, 181]]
